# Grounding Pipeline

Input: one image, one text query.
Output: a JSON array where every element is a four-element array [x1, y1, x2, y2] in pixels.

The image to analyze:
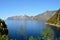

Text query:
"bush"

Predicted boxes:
[[40, 27, 54, 40], [0, 34, 8, 40], [29, 36, 35, 40]]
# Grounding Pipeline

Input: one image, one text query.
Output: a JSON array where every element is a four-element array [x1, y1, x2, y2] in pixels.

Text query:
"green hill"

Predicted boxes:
[[46, 9, 60, 25]]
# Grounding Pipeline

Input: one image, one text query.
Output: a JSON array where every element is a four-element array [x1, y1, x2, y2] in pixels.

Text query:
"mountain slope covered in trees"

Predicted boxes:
[[46, 9, 60, 25]]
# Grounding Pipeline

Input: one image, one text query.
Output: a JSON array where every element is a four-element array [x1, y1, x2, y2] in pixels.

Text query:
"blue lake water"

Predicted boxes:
[[5, 20, 47, 40]]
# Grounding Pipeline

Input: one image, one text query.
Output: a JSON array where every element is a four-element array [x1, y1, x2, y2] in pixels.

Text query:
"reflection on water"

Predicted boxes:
[[46, 25, 60, 40], [40, 25, 54, 40], [51, 26, 60, 40], [18, 25, 26, 40]]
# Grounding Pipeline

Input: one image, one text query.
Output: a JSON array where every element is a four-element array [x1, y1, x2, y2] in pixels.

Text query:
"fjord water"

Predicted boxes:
[[5, 20, 46, 40]]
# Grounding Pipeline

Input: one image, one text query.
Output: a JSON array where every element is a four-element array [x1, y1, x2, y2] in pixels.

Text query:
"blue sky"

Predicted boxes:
[[0, 0, 60, 19]]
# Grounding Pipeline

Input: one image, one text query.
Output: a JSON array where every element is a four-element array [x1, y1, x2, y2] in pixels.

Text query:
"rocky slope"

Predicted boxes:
[[34, 11, 56, 20]]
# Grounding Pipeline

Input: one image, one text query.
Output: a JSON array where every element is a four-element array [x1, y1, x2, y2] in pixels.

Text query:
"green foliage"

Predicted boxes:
[[0, 19, 8, 35], [29, 36, 41, 40], [40, 27, 54, 40], [0, 19, 4, 22], [46, 9, 60, 25], [36, 37, 40, 40], [57, 37, 60, 40], [0, 34, 8, 40], [0, 19, 8, 40], [29, 36, 35, 40]]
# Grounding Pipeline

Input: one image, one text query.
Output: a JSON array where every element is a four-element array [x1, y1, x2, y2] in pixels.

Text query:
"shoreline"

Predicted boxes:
[[45, 22, 60, 27]]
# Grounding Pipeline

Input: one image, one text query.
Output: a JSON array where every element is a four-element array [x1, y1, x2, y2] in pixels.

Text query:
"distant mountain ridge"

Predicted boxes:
[[7, 15, 34, 20], [7, 10, 57, 21]]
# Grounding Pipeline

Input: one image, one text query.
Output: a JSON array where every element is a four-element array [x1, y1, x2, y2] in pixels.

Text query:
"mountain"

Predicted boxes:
[[46, 9, 60, 25], [7, 10, 57, 21], [34, 11, 56, 21], [7, 15, 34, 20]]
